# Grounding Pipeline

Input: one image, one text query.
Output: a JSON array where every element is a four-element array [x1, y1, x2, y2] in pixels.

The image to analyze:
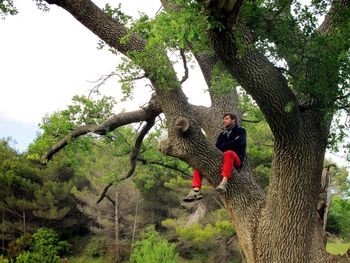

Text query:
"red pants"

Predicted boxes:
[[192, 150, 241, 189]]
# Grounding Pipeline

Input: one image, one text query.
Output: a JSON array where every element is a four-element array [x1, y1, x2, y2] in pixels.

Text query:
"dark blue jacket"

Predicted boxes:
[[215, 125, 246, 166]]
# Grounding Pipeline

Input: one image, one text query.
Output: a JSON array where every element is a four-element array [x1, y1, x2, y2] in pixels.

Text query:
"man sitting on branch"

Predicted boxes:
[[183, 113, 246, 202]]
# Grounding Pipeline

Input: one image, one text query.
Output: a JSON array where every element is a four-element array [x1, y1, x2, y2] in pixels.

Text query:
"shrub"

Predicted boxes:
[[129, 225, 178, 263], [0, 255, 9, 263], [7, 233, 32, 259], [15, 228, 69, 263], [85, 237, 107, 258], [326, 196, 350, 238]]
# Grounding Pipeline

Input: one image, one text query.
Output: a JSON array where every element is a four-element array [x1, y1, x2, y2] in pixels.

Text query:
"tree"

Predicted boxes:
[[28, 0, 350, 262], [15, 228, 69, 263], [0, 0, 17, 18], [326, 196, 350, 238], [0, 139, 88, 255]]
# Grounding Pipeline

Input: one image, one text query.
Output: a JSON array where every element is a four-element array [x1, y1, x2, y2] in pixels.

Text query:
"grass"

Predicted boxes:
[[67, 255, 108, 263], [326, 239, 350, 255]]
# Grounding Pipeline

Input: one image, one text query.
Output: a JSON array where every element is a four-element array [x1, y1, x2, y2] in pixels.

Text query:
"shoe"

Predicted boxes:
[[183, 189, 203, 202], [216, 180, 228, 193]]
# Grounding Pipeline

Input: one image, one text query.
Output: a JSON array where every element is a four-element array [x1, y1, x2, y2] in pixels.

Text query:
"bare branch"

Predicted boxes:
[[87, 72, 149, 100], [122, 73, 149, 82], [42, 96, 161, 161], [180, 49, 189, 84], [96, 183, 113, 204], [96, 118, 156, 204], [105, 194, 116, 206], [87, 72, 117, 98], [136, 156, 192, 177], [122, 117, 156, 178], [242, 118, 263, 124]]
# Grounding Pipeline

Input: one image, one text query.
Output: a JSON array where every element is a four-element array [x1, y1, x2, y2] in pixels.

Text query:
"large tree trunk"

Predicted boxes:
[[256, 136, 328, 262]]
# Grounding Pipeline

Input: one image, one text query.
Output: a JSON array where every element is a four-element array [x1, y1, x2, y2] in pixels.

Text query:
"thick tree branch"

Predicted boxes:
[[208, 19, 301, 141], [42, 96, 161, 161]]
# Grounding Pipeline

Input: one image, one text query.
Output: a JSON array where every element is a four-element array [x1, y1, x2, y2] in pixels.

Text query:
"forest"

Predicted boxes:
[[1, 0, 350, 262], [0, 97, 349, 262]]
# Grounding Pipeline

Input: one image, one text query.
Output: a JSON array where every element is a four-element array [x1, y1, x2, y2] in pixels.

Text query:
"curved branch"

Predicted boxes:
[[96, 117, 156, 204], [96, 183, 113, 204], [42, 96, 161, 161], [122, 117, 156, 180]]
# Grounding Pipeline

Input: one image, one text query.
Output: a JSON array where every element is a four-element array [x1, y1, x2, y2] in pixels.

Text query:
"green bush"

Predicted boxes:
[[15, 228, 69, 263], [16, 251, 57, 263], [130, 225, 178, 263], [7, 233, 32, 259], [0, 255, 9, 263], [85, 237, 107, 258], [326, 196, 350, 238], [176, 220, 235, 244]]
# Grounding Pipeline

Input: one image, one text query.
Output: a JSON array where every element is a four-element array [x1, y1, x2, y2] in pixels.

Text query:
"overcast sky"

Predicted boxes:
[[0, 0, 208, 152]]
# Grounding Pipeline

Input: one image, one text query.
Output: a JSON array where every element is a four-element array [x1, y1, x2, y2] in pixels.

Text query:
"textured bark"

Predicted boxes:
[[318, 168, 332, 233], [207, 22, 339, 262]]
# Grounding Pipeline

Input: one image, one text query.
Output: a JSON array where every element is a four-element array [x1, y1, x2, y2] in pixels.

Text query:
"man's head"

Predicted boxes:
[[223, 113, 237, 127]]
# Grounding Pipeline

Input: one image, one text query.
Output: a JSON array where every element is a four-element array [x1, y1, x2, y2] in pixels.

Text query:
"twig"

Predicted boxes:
[[88, 72, 117, 99], [136, 156, 192, 177], [241, 118, 263, 124]]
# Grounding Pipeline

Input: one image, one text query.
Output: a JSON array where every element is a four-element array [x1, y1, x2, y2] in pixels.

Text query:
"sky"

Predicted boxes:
[[0, 0, 348, 170]]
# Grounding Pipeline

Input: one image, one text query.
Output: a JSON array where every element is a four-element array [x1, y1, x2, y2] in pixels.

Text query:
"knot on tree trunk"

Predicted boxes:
[[159, 138, 172, 155], [175, 117, 190, 133], [159, 138, 185, 158]]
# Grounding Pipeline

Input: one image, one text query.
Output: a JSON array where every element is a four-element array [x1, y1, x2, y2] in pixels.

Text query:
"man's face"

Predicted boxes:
[[223, 115, 235, 127]]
